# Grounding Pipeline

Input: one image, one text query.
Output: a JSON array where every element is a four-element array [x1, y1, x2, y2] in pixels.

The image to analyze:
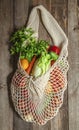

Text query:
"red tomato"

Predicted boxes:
[[49, 45, 60, 55]]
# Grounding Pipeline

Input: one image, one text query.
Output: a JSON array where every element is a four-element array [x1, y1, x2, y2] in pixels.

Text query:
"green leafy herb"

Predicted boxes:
[[10, 28, 49, 62]]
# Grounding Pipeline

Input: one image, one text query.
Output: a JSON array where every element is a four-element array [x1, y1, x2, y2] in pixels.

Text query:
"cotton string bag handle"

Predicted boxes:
[[27, 5, 68, 49], [11, 5, 69, 125]]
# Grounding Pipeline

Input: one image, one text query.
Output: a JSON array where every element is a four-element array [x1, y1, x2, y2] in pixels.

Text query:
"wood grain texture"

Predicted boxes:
[[13, 0, 30, 29], [0, 0, 79, 130], [0, 0, 13, 130], [68, 0, 79, 130]]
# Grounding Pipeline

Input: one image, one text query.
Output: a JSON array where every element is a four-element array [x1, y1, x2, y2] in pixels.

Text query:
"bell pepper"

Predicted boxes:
[[49, 45, 61, 65]]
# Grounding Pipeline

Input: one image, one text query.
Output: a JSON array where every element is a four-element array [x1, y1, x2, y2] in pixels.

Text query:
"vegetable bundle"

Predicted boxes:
[[10, 28, 60, 78]]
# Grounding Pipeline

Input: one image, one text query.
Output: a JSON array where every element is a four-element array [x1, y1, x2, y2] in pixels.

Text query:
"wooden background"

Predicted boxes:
[[0, 0, 79, 130]]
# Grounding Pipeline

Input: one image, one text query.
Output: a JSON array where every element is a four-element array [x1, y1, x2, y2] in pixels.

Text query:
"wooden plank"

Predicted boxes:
[[31, 0, 51, 10], [13, 0, 33, 130], [13, 0, 30, 29], [13, 115, 33, 130], [50, 0, 69, 130], [68, 0, 79, 130], [0, 0, 13, 130], [51, 0, 68, 33], [50, 0, 68, 5]]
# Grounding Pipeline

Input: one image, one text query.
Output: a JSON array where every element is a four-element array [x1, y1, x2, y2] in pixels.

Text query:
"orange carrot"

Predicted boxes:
[[51, 60, 55, 66], [25, 55, 37, 75]]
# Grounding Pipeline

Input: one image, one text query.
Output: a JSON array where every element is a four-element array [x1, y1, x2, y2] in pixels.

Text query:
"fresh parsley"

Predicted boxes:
[[10, 28, 49, 62]]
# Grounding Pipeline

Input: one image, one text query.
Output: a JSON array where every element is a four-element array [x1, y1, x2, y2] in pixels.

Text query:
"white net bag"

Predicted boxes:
[[11, 5, 69, 125]]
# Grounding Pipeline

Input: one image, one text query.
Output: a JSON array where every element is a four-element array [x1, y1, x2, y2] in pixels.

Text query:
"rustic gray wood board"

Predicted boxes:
[[68, 0, 79, 130], [0, 0, 13, 130], [0, 0, 79, 130]]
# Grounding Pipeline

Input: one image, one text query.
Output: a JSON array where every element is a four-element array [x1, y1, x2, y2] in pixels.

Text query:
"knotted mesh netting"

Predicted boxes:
[[11, 5, 69, 125]]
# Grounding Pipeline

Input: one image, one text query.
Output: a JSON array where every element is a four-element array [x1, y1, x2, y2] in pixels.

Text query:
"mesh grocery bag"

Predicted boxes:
[[11, 5, 69, 125]]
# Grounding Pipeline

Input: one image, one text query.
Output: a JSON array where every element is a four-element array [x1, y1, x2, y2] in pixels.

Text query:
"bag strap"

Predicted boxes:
[[27, 5, 68, 47]]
